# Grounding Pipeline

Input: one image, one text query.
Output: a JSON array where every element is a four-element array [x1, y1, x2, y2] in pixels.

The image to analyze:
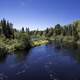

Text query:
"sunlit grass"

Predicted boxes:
[[32, 40, 49, 47]]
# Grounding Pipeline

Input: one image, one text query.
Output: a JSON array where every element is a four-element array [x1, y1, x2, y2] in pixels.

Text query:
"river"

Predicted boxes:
[[0, 44, 80, 80]]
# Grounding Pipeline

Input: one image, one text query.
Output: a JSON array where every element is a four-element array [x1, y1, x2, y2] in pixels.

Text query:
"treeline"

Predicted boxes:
[[0, 18, 30, 38], [30, 21, 80, 43], [0, 19, 14, 38], [0, 18, 32, 54]]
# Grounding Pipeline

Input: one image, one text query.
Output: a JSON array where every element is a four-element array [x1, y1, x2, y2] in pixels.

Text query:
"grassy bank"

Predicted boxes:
[[0, 39, 30, 53], [32, 40, 49, 47]]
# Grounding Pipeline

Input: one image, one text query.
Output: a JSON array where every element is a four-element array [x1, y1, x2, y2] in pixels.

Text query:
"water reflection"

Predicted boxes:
[[54, 41, 78, 50], [0, 49, 7, 63], [15, 50, 29, 62], [0, 50, 30, 64], [0, 54, 7, 63], [72, 49, 80, 63]]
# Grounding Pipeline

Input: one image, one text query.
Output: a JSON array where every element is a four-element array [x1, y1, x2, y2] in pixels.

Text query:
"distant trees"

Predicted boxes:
[[26, 27, 29, 34], [54, 24, 62, 35], [30, 21, 80, 42], [45, 27, 54, 37], [21, 27, 30, 34], [21, 27, 25, 33], [0, 19, 14, 39]]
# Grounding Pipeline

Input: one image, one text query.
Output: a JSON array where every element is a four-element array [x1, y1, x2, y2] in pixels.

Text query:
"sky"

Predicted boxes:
[[0, 0, 80, 30]]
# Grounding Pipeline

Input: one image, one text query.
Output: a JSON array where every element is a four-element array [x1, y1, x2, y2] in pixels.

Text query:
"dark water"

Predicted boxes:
[[0, 44, 80, 80]]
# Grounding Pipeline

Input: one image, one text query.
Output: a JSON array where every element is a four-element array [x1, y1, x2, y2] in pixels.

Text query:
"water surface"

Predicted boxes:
[[0, 44, 80, 80]]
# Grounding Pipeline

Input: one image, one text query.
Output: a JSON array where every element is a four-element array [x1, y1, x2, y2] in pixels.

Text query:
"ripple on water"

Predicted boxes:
[[24, 64, 29, 69], [0, 73, 8, 80], [16, 63, 30, 76], [49, 74, 59, 80], [48, 61, 53, 65], [44, 61, 53, 69], [44, 64, 49, 69], [44, 61, 58, 80], [16, 69, 26, 75]]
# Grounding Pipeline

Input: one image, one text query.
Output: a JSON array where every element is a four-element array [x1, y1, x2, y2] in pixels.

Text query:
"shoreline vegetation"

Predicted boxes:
[[32, 40, 49, 47], [0, 18, 80, 55]]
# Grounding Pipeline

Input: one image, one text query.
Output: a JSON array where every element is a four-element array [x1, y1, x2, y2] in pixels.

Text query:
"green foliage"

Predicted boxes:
[[17, 32, 32, 49], [0, 18, 14, 39], [30, 20, 80, 46], [0, 18, 80, 55], [54, 24, 62, 35], [0, 19, 32, 54]]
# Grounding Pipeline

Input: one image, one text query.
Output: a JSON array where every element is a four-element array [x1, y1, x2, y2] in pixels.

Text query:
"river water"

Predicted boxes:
[[0, 44, 80, 80]]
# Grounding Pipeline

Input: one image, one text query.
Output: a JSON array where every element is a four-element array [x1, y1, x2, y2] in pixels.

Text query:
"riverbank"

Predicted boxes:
[[32, 40, 49, 47], [0, 37, 49, 55], [0, 35, 32, 54], [48, 36, 80, 49]]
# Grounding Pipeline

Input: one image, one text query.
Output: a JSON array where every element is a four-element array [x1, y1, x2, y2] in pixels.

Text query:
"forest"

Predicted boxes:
[[0, 18, 80, 55]]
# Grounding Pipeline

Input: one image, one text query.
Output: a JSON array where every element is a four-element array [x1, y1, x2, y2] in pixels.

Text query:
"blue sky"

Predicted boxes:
[[0, 0, 80, 30]]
